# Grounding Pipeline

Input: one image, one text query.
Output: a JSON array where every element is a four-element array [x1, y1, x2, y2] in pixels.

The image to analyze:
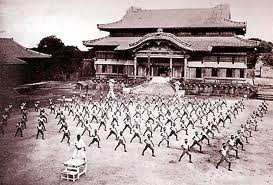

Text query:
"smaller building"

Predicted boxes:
[[0, 38, 51, 87]]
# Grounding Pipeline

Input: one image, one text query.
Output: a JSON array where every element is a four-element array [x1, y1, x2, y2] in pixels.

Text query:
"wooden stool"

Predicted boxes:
[[61, 159, 87, 182]]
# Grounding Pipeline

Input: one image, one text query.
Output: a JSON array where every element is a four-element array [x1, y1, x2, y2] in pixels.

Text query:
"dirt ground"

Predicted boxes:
[[0, 97, 273, 185]]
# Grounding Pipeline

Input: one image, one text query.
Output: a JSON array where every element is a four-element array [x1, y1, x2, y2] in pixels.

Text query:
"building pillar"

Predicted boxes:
[[170, 58, 173, 79], [184, 57, 187, 80], [148, 55, 151, 80], [181, 63, 183, 78], [134, 56, 137, 79]]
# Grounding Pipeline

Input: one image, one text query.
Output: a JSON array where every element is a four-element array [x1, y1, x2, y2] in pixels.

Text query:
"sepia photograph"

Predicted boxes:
[[0, 0, 273, 184]]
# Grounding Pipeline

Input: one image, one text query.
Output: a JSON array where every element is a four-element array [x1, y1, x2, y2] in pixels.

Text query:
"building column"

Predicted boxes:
[[170, 58, 173, 79], [184, 57, 188, 80], [148, 55, 151, 80], [134, 56, 137, 79], [180, 63, 183, 78]]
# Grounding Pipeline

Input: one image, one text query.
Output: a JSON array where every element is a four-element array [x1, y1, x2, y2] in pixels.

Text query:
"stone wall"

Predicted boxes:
[[172, 80, 257, 98], [261, 66, 273, 78]]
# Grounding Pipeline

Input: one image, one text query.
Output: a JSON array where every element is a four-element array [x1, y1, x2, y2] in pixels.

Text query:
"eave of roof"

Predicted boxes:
[[0, 38, 51, 65], [0, 55, 27, 65], [83, 35, 257, 52]]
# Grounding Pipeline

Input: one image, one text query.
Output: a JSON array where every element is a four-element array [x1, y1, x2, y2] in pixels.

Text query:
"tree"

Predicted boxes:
[[248, 38, 273, 68], [55, 46, 84, 77], [36, 35, 65, 55], [247, 52, 259, 69], [32, 36, 85, 80], [261, 53, 273, 66]]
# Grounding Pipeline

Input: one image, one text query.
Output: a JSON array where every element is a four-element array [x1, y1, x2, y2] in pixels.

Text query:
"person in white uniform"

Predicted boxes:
[[72, 134, 87, 161]]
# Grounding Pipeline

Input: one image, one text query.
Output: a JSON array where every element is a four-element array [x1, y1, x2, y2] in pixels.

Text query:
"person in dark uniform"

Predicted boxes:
[[190, 131, 202, 152], [122, 118, 132, 134], [114, 131, 127, 152], [178, 139, 192, 163], [130, 124, 142, 143], [2, 113, 8, 127], [142, 134, 155, 157], [89, 129, 101, 148], [158, 127, 170, 148], [0, 121, 5, 135], [106, 124, 118, 140], [60, 125, 71, 144], [36, 122, 45, 140], [15, 121, 23, 137], [34, 101, 40, 112], [216, 143, 232, 171]]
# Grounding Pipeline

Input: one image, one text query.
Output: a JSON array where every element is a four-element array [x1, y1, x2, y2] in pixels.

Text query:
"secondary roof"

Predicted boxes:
[[0, 38, 50, 64]]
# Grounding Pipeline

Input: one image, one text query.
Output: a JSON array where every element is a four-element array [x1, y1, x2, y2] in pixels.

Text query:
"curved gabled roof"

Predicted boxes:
[[83, 34, 257, 52], [97, 4, 246, 31], [127, 31, 193, 51]]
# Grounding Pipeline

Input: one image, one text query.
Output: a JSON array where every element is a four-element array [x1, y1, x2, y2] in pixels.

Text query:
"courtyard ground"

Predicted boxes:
[[0, 96, 273, 185]]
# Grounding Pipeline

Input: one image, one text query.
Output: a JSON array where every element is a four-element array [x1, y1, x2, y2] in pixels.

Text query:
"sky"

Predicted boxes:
[[0, 0, 272, 50]]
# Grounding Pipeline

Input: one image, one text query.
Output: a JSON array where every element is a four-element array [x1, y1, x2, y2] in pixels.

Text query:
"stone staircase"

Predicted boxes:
[[132, 77, 175, 96]]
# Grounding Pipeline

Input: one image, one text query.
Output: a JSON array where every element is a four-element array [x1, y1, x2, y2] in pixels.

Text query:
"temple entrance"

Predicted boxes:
[[151, 58, 169, 77], [156, 66, 169, 77], [134, 54, 189, 80], [135, 56, 187, 79]]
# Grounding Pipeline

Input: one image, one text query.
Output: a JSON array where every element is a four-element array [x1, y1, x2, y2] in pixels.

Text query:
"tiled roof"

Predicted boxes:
[[98, 4, 246, 30], [83, 35, 257, 52], [0, 38, 51, 65]]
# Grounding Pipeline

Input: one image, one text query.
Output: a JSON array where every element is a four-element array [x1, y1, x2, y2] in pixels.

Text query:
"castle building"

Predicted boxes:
[[83, 4, 257, 81]]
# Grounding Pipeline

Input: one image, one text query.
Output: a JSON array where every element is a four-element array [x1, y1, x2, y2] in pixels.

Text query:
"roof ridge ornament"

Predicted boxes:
[[157, 28, 163, 33]]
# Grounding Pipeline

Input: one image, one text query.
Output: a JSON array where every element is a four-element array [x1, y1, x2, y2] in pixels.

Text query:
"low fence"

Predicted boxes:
[[170, 79, 257, 98]]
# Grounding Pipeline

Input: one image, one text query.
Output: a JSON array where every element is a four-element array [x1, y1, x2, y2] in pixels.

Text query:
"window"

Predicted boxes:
[[212, 68, 218, 77], [240, 69, 245, 78], [102, 65, 106, 73], [112, 65, 117, 73], [226, 68, 233, 77], [96, 52, 104, 59], [118, 65, 124, 74]]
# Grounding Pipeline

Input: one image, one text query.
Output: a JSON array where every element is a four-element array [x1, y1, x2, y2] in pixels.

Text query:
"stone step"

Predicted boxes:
[[257, 94, 273, 101], [150, 77, 170, 84], [132, 81, 175, 96]]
